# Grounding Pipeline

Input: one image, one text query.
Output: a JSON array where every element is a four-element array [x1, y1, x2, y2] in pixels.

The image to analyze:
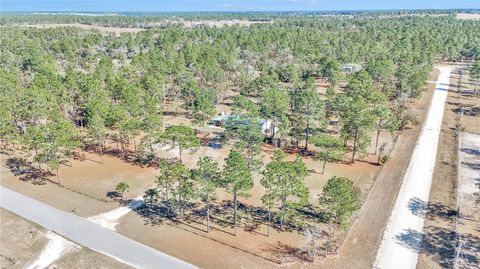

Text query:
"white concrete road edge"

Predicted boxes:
[[0, 186, 197, 269], [374, 66, 453, 269]]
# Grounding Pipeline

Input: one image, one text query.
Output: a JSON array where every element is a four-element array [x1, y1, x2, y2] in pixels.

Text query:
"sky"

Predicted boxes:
[[1, 0, 479, 12]]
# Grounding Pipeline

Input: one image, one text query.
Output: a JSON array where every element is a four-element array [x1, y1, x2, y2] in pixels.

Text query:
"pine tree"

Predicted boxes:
[[261, 150, 309, 229], [224, 150, 253, 235], [193, 157, 222, 232]]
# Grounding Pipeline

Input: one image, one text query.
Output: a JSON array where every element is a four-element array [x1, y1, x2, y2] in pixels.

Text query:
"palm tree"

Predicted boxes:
[[115, 182, 130, 200]]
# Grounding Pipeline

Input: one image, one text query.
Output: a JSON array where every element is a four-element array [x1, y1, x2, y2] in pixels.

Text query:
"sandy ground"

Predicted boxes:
[[10, 20, 272, 34], [0, 209, 47, 269], [88, 196, 144, 231], [456, 132, 480, 268], [26, 231, 78, 269], [416, 69, 459, 269], [12, 23, 144, 34], [456, 13, 480, 20], [374, 66, 453, 269], [0, 158, 120, 217], [113, 71, 440, 269], [458, 132, 480, 218], [0, 209, 132, 269], [0, 78, 413, 269]]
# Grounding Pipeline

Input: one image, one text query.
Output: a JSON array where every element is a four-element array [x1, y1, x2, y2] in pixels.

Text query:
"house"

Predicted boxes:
[[342, 63, 362, 73], [210, 113, 275, 135]]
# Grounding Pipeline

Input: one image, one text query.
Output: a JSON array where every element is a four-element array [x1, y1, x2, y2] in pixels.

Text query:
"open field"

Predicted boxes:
[[456, 13, 480, 20], [12, 23, 145, 33], [9, 19, 273, 34], [0, 209, 132, 269]]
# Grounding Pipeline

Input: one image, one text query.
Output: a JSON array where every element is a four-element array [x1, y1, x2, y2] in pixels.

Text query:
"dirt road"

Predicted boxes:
[[374, 66, 453, 269]]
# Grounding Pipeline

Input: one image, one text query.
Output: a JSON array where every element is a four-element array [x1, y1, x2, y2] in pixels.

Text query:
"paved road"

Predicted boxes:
[[374, 66, 453, 269], [0, 186, 197, 269]]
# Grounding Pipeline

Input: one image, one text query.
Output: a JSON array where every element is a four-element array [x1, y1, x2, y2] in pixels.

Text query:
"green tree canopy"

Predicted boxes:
[[261, 150, 309, 228], [193, 156, 222, 232], [158, 125, 200, 163], [319, 176, 360, 232]]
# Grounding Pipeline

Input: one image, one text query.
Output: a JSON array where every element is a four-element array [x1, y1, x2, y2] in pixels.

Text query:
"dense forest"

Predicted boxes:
[[1, 13, 479, 252]]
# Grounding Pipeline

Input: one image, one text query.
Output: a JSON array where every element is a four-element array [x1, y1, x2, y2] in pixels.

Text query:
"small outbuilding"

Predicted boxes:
[[342, 63, 362, 73]]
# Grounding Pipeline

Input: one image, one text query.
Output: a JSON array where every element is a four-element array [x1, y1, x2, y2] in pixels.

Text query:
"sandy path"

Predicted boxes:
[[26, 232, 78, 269], [88, 196, 144, 231], [374, 66, 453, 269]]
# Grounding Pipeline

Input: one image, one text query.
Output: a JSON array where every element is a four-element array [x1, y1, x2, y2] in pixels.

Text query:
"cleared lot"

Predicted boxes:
[[456, 132, 480, 268]]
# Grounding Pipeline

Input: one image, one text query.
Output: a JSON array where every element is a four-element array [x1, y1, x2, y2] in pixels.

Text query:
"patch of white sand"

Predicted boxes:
[[26, 232, 78, 269], [88, 197, 144, 231], [156, 144, 180, 159]]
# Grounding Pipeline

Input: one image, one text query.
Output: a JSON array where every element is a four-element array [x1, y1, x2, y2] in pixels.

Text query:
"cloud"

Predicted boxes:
[[217, 3, 233, 8]]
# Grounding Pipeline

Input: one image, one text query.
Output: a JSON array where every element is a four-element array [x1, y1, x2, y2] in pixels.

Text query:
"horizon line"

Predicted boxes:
[[2, 8, 479, 14]]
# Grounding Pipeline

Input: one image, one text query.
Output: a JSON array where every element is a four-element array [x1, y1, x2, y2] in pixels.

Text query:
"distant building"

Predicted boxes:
[[342, 63, 362, 73], [210, 113, 275, 135]]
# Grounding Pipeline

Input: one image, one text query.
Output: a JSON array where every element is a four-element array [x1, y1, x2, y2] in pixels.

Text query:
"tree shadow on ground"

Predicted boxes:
[[456, 231, 480, 268], [452, 106, 480, 117], [82, 142, 164, 169], [133, 198, 326, 237], [396, 226, 479, 268], [408, 197, 428, 217], [463, 106, 480, 117], [461, 161, 480, 171], [396, 228, 452, 267], [264, 241, 305, 263], [4, 157, 53, 185], [407, 198, 456, 220], [106, 191, 122, 201], [460, 147, 480, 156], [283, 147, 316, 158], [426, 202, 457, 221], [130, 198, 336, 265], [132, 202, 288, 264]]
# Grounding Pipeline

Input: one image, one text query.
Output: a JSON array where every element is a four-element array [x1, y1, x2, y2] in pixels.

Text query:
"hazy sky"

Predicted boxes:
[[2, 0, 479, 12]]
